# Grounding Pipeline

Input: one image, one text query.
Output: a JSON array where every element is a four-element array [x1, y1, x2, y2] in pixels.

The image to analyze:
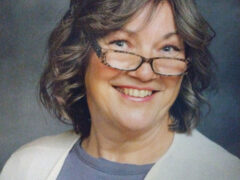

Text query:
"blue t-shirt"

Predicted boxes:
[[57, 140, 154, 180]]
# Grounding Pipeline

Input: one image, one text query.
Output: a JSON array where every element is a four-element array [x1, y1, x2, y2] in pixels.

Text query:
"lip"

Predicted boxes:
[[114, 85, 157, 91], [113, 85, 159, 102]]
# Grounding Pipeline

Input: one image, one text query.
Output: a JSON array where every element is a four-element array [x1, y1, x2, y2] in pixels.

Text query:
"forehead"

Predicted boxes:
[[121, 1, 177, 36]]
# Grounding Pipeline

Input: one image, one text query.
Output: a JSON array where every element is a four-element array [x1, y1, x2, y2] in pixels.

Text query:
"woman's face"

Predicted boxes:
[[85, 1, 185, 132]]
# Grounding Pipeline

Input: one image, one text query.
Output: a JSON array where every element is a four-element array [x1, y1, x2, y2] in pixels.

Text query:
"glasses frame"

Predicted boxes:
[[90, 39, 190, 76]]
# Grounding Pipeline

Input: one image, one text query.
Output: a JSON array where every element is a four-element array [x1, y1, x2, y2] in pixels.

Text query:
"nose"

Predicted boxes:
[[127, 61, 158, 82]]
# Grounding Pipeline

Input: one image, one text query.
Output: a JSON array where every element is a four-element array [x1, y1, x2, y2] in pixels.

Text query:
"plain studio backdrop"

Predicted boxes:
[[0, 0, 240, 171]]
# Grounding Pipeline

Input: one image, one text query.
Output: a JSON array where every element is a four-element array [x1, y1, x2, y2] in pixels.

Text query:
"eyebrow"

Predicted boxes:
[[117, 29, 179, 40], [116, 29, 136, 36], [162, 32, 179, 40]]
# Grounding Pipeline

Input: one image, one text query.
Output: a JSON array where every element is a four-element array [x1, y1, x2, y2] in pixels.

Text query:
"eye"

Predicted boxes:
[[109, 40, 128, 47], [162, 45, 180, 52]]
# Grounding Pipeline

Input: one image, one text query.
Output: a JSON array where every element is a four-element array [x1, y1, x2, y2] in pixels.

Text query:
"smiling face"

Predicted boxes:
[[85, 1, 185, 134]]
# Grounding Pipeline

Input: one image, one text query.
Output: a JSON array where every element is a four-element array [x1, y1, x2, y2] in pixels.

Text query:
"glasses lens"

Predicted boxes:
[[105, 51, 141, 70], [153, 58, 187, 75]]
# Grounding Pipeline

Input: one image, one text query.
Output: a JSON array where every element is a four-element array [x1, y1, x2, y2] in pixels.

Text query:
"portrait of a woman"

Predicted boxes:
[[1, 0, 240, 179]]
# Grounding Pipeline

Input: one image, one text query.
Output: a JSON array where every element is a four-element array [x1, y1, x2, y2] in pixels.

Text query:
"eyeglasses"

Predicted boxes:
[[90, 40, 190, 76]]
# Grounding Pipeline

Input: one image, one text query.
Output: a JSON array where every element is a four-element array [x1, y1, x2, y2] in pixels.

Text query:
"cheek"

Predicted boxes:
[[160, 76, 183, 104], [162, 76, 183, 90], [85, 52, 120, 82], [85, 52, 122, 102]]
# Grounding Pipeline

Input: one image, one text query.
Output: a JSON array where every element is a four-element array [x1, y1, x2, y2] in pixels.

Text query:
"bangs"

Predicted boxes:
[[75, 0, 164, 38]]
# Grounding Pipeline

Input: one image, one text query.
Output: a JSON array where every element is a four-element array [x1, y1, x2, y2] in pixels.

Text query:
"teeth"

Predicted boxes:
[[121, 88, 152, 97]]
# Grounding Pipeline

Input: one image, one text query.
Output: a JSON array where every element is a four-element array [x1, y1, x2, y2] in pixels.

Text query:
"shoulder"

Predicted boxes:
[[179, 130, 239, 163], [7, 130, 79, 160], [146, 130, 240, 180], [16, 130, 79, 151], [0, 130, 80, 180], [174, 130, 240, 178]]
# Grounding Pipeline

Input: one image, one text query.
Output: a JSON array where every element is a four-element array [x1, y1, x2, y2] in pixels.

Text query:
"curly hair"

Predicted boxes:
[[39, 0, 215, 139]]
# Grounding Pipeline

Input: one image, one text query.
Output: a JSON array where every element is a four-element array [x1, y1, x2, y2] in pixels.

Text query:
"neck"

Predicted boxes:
[[81, 116, 174, 165]]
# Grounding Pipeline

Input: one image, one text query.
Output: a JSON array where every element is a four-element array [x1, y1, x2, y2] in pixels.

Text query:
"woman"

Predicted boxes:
[[1, 0, 240, 179]]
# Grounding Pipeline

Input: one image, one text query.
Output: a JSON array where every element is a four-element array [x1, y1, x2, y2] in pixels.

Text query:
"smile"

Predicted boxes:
[[114, 86, 159, 101], [116, 88, 153, 98]]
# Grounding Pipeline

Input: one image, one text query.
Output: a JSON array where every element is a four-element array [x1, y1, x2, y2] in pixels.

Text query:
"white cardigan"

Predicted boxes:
[[1, 130, 240, 180]]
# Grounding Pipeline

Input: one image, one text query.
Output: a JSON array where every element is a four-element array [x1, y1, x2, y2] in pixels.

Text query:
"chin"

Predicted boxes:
[[115, 114, 158, 133]]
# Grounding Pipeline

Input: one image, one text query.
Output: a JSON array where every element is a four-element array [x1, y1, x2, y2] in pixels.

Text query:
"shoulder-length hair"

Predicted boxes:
[[40, 0, 215, 139]]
